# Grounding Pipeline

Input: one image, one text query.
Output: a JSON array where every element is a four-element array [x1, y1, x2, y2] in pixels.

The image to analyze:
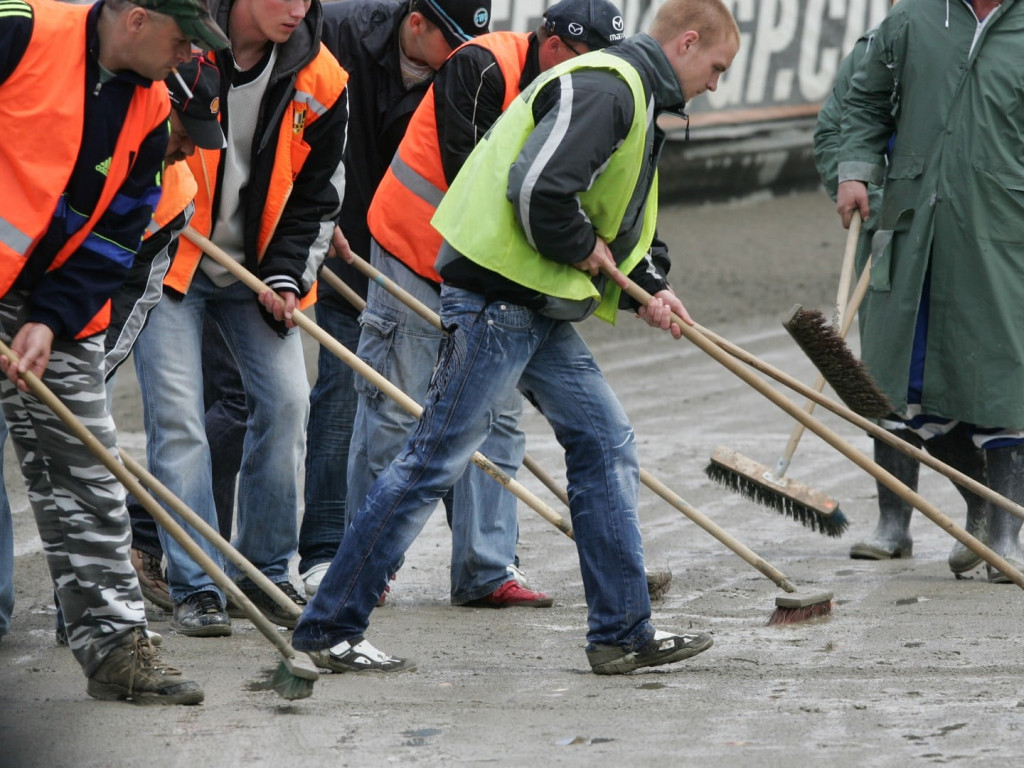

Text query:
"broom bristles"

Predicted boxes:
[[270, 653, 318, 700], [783, 305, 894, 419], [767, 599, 833, 626], [705, 454, 849, 538]]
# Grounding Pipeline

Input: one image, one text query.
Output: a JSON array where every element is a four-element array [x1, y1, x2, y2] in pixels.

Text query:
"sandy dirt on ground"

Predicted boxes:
[[2, 189, 1022, 768]]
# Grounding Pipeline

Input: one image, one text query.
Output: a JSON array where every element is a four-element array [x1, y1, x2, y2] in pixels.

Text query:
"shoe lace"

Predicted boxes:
[[276, 581, 307, 606], [125, 630, 182, 694], [192, 590, 224, 616]]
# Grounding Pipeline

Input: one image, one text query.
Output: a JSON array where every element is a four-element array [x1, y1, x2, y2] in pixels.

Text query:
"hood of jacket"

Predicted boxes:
[[609, 33, 687, 119]]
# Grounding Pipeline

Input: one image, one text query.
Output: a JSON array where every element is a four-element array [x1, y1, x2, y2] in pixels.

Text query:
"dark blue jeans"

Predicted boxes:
[[293, 286, 653, 654], [299, 302, 360, 573]]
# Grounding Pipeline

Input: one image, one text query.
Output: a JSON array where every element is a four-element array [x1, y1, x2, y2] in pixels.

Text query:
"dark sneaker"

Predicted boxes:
[[171, 590, 231, 638], [228, 581, 306, 629], [587, 630, 714, 675], [87, 628, 204, 705], [308, 635, 416, 674], [462, 579, 553, 608], [131, 548, 173, 611]]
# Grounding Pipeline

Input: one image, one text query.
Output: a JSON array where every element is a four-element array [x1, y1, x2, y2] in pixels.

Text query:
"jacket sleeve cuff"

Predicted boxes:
[[838, 160, 884, 187], [263, 275, 301, 296], [25, 308, 67, 340]]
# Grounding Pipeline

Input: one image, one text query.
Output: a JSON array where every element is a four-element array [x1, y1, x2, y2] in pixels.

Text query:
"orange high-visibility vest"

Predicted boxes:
[[366, 32, 530, 283], [145, 161, 198, 239], [166, 46, 348, 297], [0, 0, 171, 311]]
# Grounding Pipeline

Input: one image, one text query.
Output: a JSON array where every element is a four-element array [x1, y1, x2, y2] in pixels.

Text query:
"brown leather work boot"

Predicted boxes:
[[87, 629, 204, 705]]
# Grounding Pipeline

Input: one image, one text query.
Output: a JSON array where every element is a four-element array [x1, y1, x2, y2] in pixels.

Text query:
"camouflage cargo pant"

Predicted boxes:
[[0, 294, 146, 677]]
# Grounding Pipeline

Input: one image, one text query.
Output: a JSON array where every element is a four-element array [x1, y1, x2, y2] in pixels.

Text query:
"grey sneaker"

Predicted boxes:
[[171, 591, 231, 638], [309, 636, 416, 674], [301, 563, 330, 597], [587, 630, 714, 675], [87, 628, 204, 705]]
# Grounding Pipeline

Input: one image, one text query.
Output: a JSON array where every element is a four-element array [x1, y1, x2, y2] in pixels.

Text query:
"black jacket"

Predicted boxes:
[[318, 0, 432, 316], [208, 0, 347, 308]]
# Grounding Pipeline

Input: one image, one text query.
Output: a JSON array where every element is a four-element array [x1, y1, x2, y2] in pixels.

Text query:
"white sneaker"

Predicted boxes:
[[507, 563, 532, 590], [301, 562, 331, 597]]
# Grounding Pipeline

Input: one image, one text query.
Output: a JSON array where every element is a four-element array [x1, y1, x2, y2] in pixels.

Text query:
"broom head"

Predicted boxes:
[[706, 446, 848, 537], [768, 590, 834, 626], [270, 651, 319, 700], [783, 305, 894, 419]]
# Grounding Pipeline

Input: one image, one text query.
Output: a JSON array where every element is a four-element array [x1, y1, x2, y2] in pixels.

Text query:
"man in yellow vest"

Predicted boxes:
[[0, 0, 228, 704], [295, 0, 740, 675]]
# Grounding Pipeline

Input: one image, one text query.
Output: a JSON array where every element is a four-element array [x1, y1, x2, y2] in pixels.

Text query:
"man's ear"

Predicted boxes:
[[677, 29, 700, 54], [128, 6, 148, 34], [407, 10, 428, 36]]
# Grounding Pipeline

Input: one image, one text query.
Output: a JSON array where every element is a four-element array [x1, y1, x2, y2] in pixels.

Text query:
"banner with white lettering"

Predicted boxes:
[[493, 0, 892, 126]]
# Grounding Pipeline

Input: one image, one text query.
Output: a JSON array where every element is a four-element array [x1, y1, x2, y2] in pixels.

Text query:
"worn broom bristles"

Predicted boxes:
[[269, 652, 319, 700], [767, 591, 834, 626], [705, 447, 849, 537], [783, 305, 894, 419]]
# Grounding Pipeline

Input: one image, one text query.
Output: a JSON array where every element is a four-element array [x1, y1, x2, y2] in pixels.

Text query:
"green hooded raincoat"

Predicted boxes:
[[839, 0, 1024, 428]]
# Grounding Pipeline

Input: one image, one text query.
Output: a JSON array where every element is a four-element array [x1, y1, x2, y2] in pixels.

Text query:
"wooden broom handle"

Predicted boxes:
[[773, 258, 871, 478], [615, 272, 1024, 590], [183, 226, 573, 538], [325, 254, 800, 593], [0, 339, 308, 666], [833, 211, 861, 330]]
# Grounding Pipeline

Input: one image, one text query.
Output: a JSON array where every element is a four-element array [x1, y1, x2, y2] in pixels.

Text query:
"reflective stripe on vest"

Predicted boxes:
[[168, 44, 348, 294], [367, 32, 531, 283], [0, 0, 171, 300], [431, 51, 656, 324], [146, 161, 198, 238]]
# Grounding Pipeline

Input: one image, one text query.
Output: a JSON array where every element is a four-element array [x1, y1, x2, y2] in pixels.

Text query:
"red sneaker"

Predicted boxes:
[[463, 579, 553, 608]]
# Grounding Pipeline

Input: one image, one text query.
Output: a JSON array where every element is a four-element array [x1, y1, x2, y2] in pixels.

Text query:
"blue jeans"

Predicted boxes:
[[127, 316, 247, 559], [294, 285, 653, 653], [345, 243, 525, 603], [133, 273, 308, 603], [299, 301, 360, 573], [0, 418, 12, 638]]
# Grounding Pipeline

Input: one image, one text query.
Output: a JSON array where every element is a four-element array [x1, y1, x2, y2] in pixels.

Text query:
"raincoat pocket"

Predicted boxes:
[[869, 209, 913, 293]]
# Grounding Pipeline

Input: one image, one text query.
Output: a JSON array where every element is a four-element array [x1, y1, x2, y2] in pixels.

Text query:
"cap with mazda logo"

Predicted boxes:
[[543, 0, 626, 51]]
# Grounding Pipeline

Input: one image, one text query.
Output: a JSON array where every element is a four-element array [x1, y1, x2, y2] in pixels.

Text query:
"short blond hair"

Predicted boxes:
[[649, 0, 739, 46]]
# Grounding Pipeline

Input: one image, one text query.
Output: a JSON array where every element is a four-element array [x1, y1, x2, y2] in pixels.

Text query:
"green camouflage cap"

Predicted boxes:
[[133, 0, 231, 51]]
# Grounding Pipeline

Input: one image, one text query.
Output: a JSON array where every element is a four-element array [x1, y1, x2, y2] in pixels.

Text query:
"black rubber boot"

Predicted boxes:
[[924, 425, 989, 575], [983, 444, 1024, 584], [850, 431, 920, 560]]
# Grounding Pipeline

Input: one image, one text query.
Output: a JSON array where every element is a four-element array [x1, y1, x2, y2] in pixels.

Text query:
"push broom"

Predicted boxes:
[[323, 253, 833, 624], [0, 339, 319, 700], [695, 318, 1024, 528], [612, 272, 1024, 589], [780, 213, 891, 420], [706, 217, 869, 537]]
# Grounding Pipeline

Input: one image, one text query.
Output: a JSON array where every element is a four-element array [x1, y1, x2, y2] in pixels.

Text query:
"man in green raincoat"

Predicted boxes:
[[836, 0, 1024, 581]]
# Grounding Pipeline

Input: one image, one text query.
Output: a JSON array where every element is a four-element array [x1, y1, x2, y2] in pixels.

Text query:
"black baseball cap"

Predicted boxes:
[[133, 0, 231, 52], [544, 0, 626, 50], [165, 54, 225, 150], [411, 0, 492, 49]]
